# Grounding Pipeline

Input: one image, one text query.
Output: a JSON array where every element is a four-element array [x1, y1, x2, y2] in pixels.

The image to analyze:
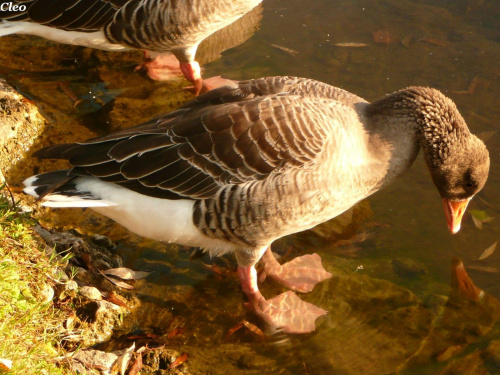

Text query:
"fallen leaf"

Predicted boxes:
[[0, 358, 12, 370], [225, 322, 244, 341], [401, 34, 414, 48], [116, 342, 135, 375], [471, 215, 483, 229], [372, 28, 398, 44], [167, 326, 186, 338], [58, 82, 79, 103], [333, 42, 369, 47], [99, 270, 134, 290], [468, 75, 481, 94], [242, 320, 265, 338], [104, 291, 128, 308], [478, 241, 497, 261], [169, 353, 188, 369], [128, 352, 143, 375], [437, 344, 466, 362], [451, 258, 484, 301], [82, 253, 94, 271], [467, 265, 498, 273], [102, 267, 152, 280], [270, 44, 298, 56], [470, 209, 490, 220]]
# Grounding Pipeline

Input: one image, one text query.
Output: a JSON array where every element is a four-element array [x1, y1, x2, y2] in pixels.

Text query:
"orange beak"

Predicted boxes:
[[442, 198, 471, 234]]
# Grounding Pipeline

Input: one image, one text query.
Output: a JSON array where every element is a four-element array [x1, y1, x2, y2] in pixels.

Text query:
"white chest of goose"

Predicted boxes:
[[23, 76, 490, 333]]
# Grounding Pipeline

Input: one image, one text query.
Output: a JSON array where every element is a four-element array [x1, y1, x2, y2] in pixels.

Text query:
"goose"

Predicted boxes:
[[23, 76, 490, 333], [0, 0, 262, 95]]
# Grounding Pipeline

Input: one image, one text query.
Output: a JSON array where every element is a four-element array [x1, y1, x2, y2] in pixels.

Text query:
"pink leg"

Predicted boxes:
[[259, 248, 332, 293], [135, 52, 184, 80], [237, 265, 328, 334]]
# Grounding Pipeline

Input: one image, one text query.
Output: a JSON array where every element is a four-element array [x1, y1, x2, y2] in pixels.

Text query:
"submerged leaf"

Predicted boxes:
[[333, 42, 369, 47], [478, 242, 497, 261], [372, 28, 398, 44], [270, 44, 298, 56], [470, 210, 491, 222], [102, 267, 152, 280], [471, 215, 483, 229], [225, 322, 244, 341], [437, 344, 466, 362], [116, 342, 135, 375], [99, 270, 134, 290], [169, 353, 188, 369], [242, 320, 265, 338], [467, 265, 498, 273], [104, 291, 128, 308]]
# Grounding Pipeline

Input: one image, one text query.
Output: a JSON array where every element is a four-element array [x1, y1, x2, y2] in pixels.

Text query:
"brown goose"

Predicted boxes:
[[23, 76, 490, 333], [0, 0, 262, 94]]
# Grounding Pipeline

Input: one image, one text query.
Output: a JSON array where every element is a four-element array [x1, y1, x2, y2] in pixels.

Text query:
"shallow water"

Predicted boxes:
[[1, 0, 500, 373]]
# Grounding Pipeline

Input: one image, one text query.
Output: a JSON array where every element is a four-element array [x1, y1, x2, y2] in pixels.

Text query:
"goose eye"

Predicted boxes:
[[465, 181, 475, 189]]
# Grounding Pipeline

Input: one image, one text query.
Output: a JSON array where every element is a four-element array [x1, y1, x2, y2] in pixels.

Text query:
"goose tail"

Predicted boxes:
[[23, 171, 116, 208]]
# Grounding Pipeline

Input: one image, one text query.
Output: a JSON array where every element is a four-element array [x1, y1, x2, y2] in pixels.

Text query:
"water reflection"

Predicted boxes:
[[0, 0, 499, 373]]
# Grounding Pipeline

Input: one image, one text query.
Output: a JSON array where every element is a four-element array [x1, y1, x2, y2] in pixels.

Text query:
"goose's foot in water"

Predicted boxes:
[[258, 248, 332, 293], [135, 52, 183, 80], [185, 76, 237, 95], [238, 266, 327, 334]]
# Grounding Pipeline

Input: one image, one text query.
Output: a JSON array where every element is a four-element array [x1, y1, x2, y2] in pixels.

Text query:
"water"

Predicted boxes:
[[1, 0, 499, 373]]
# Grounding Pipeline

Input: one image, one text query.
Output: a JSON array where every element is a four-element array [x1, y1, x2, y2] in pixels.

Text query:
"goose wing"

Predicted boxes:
[[0, 0, 126, 31], [34, 77, 346, 200]]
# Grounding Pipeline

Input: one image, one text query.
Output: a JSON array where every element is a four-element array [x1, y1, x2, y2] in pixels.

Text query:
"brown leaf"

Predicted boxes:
[[128, 353, 143, 375], [82, 253, 94, 271], [242, 320, 265, 338], [478, 241, 497, 261], [471, 215, 483, 229], [451, 258, 484, 301], [116, 342, 135, 375], [401, 34, 414, 48], [168, 353, 188, 369], [372, 28, 398, 44], [167, 326, 186, 338], [58, 82, 78, 102], [102, 267, 152, 280], [99, 270, 134, 290], [466, 265, 498, 273], [437, 344, 466, 362], [270, 44, 298, 56], [104, 291, 128, 308], [333, 42, 369, 47], [225, 322, 244, 341]]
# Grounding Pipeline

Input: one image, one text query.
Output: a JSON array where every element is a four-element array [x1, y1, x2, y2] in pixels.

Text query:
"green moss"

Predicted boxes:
[[0, 187, 68, 375]]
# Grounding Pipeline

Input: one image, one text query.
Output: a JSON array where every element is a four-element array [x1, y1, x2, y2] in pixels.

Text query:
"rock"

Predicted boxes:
[[0, 79, 46, 183], [72, 349, 119, 374], [56, 280, 79, 300], [142, 348, 190, 374], [39, 283, 54, 303], [79, 286, 102, 301]]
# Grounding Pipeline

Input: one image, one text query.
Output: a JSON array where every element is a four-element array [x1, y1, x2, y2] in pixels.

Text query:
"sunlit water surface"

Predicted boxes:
[[1, 0, 499, 374]]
